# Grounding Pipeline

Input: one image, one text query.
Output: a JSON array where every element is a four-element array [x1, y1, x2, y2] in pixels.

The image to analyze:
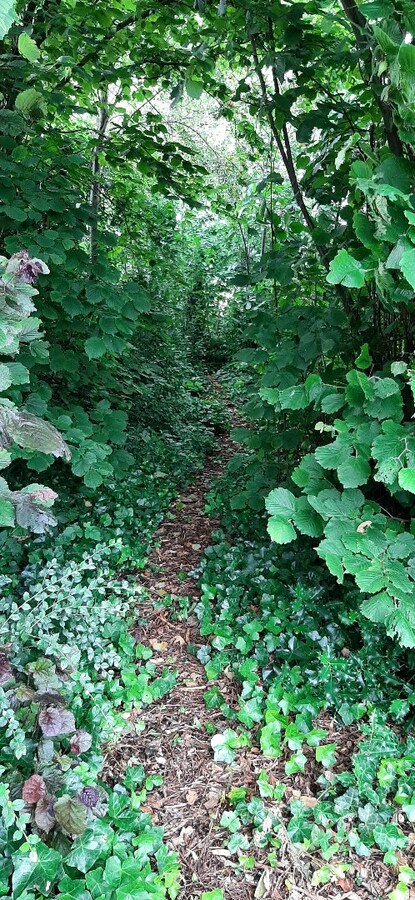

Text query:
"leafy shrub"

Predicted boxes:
[[0, 253, 69, 532]]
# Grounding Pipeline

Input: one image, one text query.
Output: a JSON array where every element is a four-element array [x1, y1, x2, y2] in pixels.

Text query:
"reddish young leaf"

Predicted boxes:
[[38, 706, 63, 736], [70, 729, 92, 754], [35, 794, 56, 833], [78, 786, 99, 808], [0, 655, 12, 686], [22, 773, 46, 804]]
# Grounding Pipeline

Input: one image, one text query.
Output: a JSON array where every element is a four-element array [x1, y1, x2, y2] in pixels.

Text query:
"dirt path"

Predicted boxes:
[[103, 413, 396, 900], [106, 425, 263, 898]]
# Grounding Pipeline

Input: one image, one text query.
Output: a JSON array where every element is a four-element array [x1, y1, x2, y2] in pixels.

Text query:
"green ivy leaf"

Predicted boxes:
[[373, 823, 407, 852], [260, 722, 282, 758], [12, 842, 62, 898], [65, 823, 112, 873], [316, 744, 336, 767]]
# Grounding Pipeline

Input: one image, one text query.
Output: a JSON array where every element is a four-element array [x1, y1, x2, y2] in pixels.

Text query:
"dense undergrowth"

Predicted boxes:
[[189, 371, 415, 897], [0, 391, 220, 900]]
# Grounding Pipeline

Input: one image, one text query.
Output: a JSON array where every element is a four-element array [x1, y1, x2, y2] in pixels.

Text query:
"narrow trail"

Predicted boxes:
[[105, 410, 272, 898], [103, 401, 394, 900]]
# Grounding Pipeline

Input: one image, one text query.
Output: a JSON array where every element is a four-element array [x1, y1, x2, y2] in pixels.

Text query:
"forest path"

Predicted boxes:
[[103, 395, 392, 900], [105, 400, 274, 899]]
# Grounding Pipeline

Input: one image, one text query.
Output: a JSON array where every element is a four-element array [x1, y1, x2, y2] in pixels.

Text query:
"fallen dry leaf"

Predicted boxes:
[[205, 790, 221, 809], [149, 639, 167, 651], [300, 795, 318, 809], [185, 789, 198, 805]]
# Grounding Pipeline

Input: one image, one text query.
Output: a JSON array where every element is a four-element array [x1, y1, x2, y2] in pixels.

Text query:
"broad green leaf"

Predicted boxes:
[[399, 43, 415, 77], [361, 592, 395, 623], [388, 610, 415, 648], [360, 0, 394, 17], [1, 409, 70, 459], [355, 563, 387, 594], [186, 78, 203, 99], [0, 364, 12, 391], [7, 362, 30, 384], [0, 0, 16, 38], [327, 250, 367, 289], [15, 88, 46, 116], [355, 343, 372, 370], [278, 384, 307, 410], [391, 361, 407, 375], [265, 487, 296, 517], [323, 552, 344, 582], [18, 32, 40, 61], [294, 497, 324, 537], [0, 497, 15, 526], [84, 337, 107, 359], [0, 449, 12, 469], [398, 469, 415, 493], [401, 248, 415, 290], [267, 516, 296, 544], [372, 24, 400, 53], [337, 456, 371, 488]]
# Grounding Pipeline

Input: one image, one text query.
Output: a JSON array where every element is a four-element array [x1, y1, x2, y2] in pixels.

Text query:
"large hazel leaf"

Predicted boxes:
[[327, 249, 367, 288], [267, 516, 297, 544], [400, 248, 415, 290], [337, 456, 371, 488], [265, 487, 296, 517], [361, 592, 395, 623], [0, 408, 70, 459], [398, 469, 415, 493], [0, 0, 16, 39], [18, 32, 40, 61], [13, 491, 56, 533]]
